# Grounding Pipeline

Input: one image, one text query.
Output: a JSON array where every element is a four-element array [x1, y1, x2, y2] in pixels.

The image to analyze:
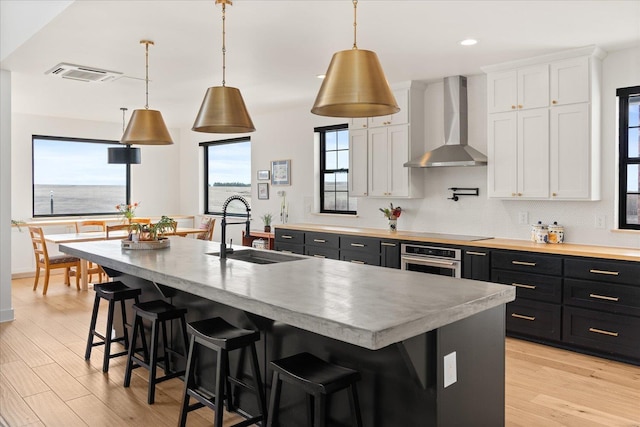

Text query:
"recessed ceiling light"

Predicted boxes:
[[460, 39, 478, 46], [316, 74, 326, 79]]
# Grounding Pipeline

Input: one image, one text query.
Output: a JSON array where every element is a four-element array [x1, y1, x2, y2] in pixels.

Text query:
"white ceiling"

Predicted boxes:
[[2, 0, 639, 129]]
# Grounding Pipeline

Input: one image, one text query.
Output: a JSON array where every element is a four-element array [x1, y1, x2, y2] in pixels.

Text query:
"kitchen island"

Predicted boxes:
[[61, 237, 515, 426]]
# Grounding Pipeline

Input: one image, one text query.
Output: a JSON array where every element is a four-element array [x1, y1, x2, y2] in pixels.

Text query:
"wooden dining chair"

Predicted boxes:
[[131, 218, 151, 225], [196, 217, 216, 241], [29, 226, 80, 295], [106, 224, 131, 239], [74, 220, 107, 282]]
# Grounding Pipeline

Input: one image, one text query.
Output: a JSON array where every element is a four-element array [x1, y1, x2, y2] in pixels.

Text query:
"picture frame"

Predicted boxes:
[[271, 159, 291, 186], [257, 182, 269, 200], [257, 170, 270, 180]]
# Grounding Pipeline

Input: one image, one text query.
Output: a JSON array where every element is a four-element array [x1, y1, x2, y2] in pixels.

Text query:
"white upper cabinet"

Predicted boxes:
[[483, 45, 605, 201], [349, 129, 368, 197], [349, 85, 410, 129]]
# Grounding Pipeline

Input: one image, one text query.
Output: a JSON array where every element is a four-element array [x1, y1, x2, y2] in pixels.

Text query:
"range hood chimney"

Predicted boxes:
[[404, 76, 487, 167]]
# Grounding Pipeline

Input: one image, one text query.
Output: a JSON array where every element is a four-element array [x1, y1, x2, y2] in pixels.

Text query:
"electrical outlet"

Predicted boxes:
[[443, 351, 457, 388], [595, 215, 606, 229], [518, 211, 529, 225]]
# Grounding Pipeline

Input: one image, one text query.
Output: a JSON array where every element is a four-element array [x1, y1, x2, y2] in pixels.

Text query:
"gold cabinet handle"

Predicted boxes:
[[589, 269, 619, 276], [511, 313, 535, 321], [518, 104, 523, 109], [512, 261, 537, 267], [350, 260, 365, 264], [282, 235, 293, 239], [313, 239, 326, 243], [552, 192, 557, 197], [362, 124, 367, 128], [513, 283, 536, 290], [350, 243, 365, 247], [589, 327, 618, 337], [511, 105, 516, 110], [466, 251, 486, 256], [511, 193, 516, 197], [381, 242, 396, 247], [313, 254, 326, 259], [280, 250, 292, 254], [552, 100, 558, 105], [518, 192, 523, 196], [589, 293, 619, 302]]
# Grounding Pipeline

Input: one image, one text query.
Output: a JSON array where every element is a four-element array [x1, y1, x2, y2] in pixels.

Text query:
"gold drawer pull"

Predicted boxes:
[[350, 243, 365, 247], [466, 251, 486, 256], [589, 327, 618, 337], [512, 261, 536, 267], [313, 254, 326, 259], [280, 250, 292, 254], [511, 313, 535, 321], [589, 269, 619, 276], [313, 239, 326, 243], [381, 242, 396, 247], [513, 283, 536, 290], [589, 293, 619, 302], [350, 260, 365, 264], [281, 235, 293, 239]]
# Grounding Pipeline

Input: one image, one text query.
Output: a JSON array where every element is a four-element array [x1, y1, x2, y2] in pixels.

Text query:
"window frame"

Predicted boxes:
[[200, 136, 252, 217], [31, 135, 130, 218], [316, 124, 356, 215], [617, 86, 640, 230]]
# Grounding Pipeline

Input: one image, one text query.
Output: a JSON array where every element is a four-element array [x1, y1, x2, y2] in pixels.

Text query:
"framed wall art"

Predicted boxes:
[[257, 182, 269, 200], [271, 159, 291, 186], [257, 170, 270, 180]]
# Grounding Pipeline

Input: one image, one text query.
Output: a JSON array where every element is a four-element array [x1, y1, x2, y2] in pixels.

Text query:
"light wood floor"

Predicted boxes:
[[1, 276, 639, 427]]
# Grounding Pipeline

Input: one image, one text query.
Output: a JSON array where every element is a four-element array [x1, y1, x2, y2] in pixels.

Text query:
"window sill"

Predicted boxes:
[[611, 228, 640, 235], [310, 212, 359, 218]]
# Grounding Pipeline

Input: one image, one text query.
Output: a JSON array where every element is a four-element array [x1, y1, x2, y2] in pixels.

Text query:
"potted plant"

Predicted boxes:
[[261, 213, 273, 232], [129, 215, 175, 241]]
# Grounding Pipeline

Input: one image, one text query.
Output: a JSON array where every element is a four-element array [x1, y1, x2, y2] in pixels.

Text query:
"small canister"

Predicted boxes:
[[532, 221, 548, 243], [531, 221, 544, 242], [252, 238, 267, 249], [548, 222, 564, 244]]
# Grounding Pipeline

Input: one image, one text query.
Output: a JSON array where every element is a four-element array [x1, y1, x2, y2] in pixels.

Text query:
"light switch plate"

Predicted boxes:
[[444, 351, 457, 388], [518, 211, 529, 225]]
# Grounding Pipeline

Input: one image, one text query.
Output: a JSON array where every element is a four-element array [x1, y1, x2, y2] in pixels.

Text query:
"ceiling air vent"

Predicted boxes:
[[45, 63, 123, 83]]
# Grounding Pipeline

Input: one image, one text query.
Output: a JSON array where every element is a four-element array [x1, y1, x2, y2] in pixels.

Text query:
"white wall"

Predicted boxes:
[[1, 69, 14, 322]]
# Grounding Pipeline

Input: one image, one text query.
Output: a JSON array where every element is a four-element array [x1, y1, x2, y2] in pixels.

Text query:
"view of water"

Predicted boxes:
[[34, 184, 125, 216], [208, 186, 252, 214]]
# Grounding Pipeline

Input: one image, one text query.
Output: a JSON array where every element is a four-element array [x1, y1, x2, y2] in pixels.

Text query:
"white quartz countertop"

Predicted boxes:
[[61, 237, 515, 350]]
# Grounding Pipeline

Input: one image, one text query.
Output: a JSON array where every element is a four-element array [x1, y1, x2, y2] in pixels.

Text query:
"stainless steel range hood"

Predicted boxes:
[[404, 76, 487, 167]]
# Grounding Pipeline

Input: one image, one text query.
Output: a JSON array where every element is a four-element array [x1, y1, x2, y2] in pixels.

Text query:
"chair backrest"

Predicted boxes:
[[28, 226, 49, 265], [75, 220, 107, 233], [196, 217, 216, 241], [132, 218, 151, 225], [106, 224, 131, 239]]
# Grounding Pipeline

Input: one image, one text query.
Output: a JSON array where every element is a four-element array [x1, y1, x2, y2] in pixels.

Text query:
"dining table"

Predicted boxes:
[[45, 227, 205, 290]]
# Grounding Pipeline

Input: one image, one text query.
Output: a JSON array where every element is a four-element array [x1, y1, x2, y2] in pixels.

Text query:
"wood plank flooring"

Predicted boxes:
[[1, 276, 639, 426]]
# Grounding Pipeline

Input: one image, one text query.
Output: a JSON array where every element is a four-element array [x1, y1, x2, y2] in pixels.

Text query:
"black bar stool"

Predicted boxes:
[[84, 281, 142, 373], [178, 317, 267, 427], [123, 300, 189, 404], [266, 352, 363, 427]]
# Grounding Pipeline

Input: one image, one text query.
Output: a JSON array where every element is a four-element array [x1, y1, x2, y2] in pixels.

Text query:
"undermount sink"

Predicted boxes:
[[208, 249, 303, 265]]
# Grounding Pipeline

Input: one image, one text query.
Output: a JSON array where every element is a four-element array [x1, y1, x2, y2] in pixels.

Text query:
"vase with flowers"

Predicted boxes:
[[379, 203, 402, 231], [116, 202, 139, 224]]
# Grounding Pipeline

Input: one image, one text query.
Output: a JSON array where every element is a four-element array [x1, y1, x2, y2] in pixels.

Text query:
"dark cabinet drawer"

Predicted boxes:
[[306, 232, 340, 249], [564, 258, 640, 286], [563, 306, 640, 360], [274, 242, 304, 255], [341, 250, 380, 266], [305, 246, 339, 260], [492, 250, 562, 275], [463, 249, 491, 281], [380, 240, 401, 269], [506, 299, 561, 341], [564, 278, 640, 317], [341, 235, 380, 253], [492, 270, 562, 304], [275, 229, 305, 245]]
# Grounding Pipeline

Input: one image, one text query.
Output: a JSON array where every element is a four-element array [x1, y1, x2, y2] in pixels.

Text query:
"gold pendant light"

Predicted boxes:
[[192, 0, 255, 133], [311, 0, 399, 118], [121, 40, 174, 145]]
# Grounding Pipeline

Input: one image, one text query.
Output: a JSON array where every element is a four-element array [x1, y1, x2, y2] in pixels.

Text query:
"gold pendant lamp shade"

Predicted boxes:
[[192, 0, 255, 133], [121, 40, 174, 145], [311, 0, 399, 118]]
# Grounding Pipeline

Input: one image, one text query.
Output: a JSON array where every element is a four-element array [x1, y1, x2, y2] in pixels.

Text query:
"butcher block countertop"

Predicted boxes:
[[275, 224, 640, 262]]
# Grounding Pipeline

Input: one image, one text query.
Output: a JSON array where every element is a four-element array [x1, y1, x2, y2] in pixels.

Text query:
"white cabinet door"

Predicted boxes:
[[387, 125, 410, 197], [487, 70, 517, 113], [550, 103, 590, 199], [367, 87, 410, 127], [550, 56, 589, 106], [518, 108, 549, 198], [349, 117, 368, 130], [518, 64, 549, 110], [488, 112, 518, 197], [349, 129, 368, 197], [368, 127, 390, 197]]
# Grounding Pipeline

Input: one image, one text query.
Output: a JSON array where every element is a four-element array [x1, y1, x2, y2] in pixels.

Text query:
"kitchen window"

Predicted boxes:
[[201, 137, 251, 216], [32, 135, 128, 217], [317, 124, 357, 214], [618, 86, 640, 230]]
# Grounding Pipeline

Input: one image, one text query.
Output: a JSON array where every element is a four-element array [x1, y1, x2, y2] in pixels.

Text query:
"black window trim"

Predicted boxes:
[[617, 85, 640, 230], [31, 134, 130, 218], [200, 136, 251, 217], [316, 124, 356, 215]]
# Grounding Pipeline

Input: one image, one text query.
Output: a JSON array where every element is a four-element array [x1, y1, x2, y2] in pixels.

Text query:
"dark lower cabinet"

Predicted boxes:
[[463, 249, 491, 281], [506, 299, 562, 341], [274, 241, 304, 255], [380, 240, 400, 269]]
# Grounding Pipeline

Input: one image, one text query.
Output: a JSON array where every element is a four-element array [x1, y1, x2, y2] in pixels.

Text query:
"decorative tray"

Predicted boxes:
[[121, 238, 170, 250]]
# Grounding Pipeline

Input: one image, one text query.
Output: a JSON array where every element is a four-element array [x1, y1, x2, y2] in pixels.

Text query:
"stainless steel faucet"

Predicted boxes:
[[220, 195, 251, 259]]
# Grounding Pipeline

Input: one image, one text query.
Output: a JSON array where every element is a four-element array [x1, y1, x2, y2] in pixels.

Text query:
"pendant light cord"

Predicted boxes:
[[120, 107, 127, 132], [352, 0, 358, 49], [140, 40, 154, 110], [221, 2, 227, 87]]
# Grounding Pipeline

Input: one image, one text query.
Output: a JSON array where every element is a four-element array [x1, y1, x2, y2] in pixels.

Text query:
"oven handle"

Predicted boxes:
[[401, 255, 458, 267]]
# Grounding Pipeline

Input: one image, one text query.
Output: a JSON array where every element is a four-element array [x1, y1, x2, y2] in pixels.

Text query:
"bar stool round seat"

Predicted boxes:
[[178, 317, 267, 427], [123, 300, 189, 405], [84, 281, 141, 373], [267, 352, 363, 427]]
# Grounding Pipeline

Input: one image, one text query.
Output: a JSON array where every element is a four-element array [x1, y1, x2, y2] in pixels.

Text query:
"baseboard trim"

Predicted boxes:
[[0, 308, 15, 323]]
